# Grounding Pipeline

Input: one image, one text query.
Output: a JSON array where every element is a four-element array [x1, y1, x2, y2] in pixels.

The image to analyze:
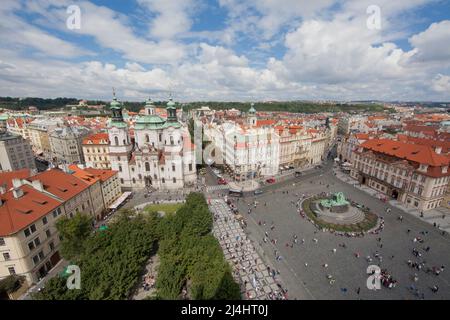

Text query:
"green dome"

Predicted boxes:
[[167, 98, 176, 109], [145, 98, 154, 106], [110, 97, 121, 109], [136, 114, 165, 124], [248, 103, 256, 114]]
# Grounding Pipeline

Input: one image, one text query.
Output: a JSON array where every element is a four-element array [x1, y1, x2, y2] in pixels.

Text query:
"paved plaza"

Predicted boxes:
[[209, 199, 289, 300], [228, 162, 450, 300]]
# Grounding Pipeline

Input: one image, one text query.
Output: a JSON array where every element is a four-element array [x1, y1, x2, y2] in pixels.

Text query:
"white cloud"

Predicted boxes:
[[408, 20, 450, 64], [431, 74, 450, 93], [137, 0, 196, 39], [0, 0, 91, 58]]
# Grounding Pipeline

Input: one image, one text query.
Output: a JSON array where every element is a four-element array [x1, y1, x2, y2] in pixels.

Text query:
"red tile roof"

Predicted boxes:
[[29, 169, 90, 201], [0, 169, 32, 190], [84, 167, 118, 182], [397, 134, 450, 154], [0, 185, 61, 236], [68, 165, 100, 186], [360, 139, 449, 167], [82, 132, 109, 145]]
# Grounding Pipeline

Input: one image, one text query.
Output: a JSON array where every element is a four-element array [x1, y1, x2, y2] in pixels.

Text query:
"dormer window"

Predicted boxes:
[[419, 164, 428, 172]]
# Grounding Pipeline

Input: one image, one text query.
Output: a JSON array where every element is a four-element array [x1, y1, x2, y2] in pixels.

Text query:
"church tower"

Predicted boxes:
[[248, 103, 257, 127], [108, 92, 133, 188]]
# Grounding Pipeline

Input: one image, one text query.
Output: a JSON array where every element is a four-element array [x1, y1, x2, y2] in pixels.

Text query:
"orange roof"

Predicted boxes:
[[355, 133, 371, 141], [397, 134, 450, 154], [255, 120, 276, 128], [84, 167, 118, 182], [29, 169, 89, 202], [0, 185, 61, 236], [360, 139, 449, 167], [0, 169, 32, 190], [68, 165, 100, 186], [82, 132, 109, 145]]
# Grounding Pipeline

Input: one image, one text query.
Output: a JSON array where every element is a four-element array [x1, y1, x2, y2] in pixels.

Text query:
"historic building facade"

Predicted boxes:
[[108, 96, 196, 190]]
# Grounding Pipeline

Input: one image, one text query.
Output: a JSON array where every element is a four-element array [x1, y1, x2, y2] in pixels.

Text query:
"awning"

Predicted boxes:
[[109, 191, 132, 210]]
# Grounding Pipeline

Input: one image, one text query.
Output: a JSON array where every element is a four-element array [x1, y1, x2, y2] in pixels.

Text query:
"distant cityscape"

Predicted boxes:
[[0, 94, 449, 300]]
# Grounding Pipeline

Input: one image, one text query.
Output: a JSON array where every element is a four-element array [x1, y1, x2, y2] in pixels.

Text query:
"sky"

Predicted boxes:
[[0, 0, 449, 102]]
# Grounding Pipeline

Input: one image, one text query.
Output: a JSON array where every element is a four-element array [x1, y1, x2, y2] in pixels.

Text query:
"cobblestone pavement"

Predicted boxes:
[[334, 167, 450, 234], [230, 160, 450, 300], [209, 199, 289, 300]]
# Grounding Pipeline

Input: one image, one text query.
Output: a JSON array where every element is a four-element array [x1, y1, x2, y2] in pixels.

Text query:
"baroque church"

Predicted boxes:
[[107, 95, 197, 190]]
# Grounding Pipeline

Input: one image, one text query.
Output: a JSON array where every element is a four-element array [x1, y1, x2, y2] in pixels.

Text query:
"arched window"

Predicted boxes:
[[145, 134, 149, 143], [114, 136, 119, 145], [122, 139, 126, 145], [173, 178, 176, 183], [132, 178, 136, 184], [170, 136, 174, 145], [162, 178, 165, 183], [145, 162, 150, 172]]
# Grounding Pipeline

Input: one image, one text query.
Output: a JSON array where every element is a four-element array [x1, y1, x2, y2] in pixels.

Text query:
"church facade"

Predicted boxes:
[[108, 96, 196, 190]]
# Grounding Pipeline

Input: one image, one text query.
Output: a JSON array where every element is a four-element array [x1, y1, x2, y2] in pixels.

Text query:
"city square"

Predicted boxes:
[[220, 163, 450, 300]]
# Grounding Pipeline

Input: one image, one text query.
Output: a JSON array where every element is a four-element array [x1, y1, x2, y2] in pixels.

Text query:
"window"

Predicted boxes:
[[159, 133, 162, 142], [30, 224, 36, 233], [46, 230, 51, 238], [145, 134, 149, 143], [173, 178, 176, 183], [32, 255, 39, 265], [120, 178, 124, 184], [3, 252, 10, 261], [162, 178, 165, 183], [28, 241, 35, 251], [38, 251, 44, 260], [42, 216, 48, 225], [34, 237, 41, 247], [49, 241, 55, 251], [172, 164, 175, 172], [170, 136, 174, 145], [145, 162, 150, 172], [132, 178, 136, 184], [189, 163, 193, 172], [114, 136, 119, 145], [24, 229, 31, 238], [8, 267, 16, 275], [0, 237, 5, 246], [119, 165, 122, 172]]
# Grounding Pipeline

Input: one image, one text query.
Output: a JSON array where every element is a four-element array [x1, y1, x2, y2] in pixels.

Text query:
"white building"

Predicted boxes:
[[108, 96, 196, 190]]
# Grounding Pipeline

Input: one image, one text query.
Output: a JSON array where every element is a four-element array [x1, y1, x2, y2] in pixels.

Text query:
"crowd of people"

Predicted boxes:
[[211, 199, 289, 300]]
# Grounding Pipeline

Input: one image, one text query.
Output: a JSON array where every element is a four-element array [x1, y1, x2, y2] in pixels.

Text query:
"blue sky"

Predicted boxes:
[[0, 0, 449, 101]]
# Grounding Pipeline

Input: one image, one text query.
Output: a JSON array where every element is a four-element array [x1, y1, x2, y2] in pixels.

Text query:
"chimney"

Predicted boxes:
[[12, 178, 23, 189], [13, 187, 24, 199], [0, 183, 6, 195], [435, 146, 442, 154], [31, 180, 44, 192]]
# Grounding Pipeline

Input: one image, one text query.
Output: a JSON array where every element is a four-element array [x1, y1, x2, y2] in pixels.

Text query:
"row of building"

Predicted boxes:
[[199, 105, 338, 181], [0, 166, 121, 285], [337, 113, 450, 212]]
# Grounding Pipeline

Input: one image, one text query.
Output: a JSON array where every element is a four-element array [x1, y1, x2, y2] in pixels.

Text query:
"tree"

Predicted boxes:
[[56, 213, 93, 261]]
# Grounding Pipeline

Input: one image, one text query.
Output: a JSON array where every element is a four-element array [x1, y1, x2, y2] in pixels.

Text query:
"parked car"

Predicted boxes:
[[266, 177, 276, 184], [254, 189, 264, 195], [217, 178, 227, 185]]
